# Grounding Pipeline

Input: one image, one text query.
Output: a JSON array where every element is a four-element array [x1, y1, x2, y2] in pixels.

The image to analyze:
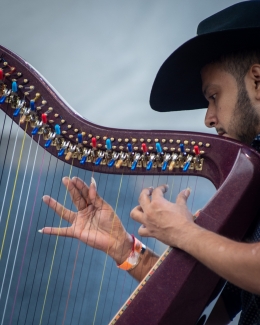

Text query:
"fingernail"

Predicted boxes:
[[38, 228, 43, 233], [184, 187, 191, 197], [148, 187, 154, 194], [163, 184, 169, 193], [91, 177, 97, 188]]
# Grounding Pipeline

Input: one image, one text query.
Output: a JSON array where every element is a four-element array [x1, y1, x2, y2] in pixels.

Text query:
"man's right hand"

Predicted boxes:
[[40, 176, 133, 265]]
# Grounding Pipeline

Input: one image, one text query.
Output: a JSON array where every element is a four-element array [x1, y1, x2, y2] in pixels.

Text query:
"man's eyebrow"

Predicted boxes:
[[202, 84, 217, 97]]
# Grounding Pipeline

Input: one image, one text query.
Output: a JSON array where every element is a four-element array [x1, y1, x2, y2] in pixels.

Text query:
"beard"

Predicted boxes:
[[228, 83, 260, 145]]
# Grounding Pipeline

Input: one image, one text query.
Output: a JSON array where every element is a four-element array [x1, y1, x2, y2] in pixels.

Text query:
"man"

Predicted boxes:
[[40, 2, 260, 324]]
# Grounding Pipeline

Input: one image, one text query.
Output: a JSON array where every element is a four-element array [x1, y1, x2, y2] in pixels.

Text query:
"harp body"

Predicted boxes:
[[0, 45, 260, 324]]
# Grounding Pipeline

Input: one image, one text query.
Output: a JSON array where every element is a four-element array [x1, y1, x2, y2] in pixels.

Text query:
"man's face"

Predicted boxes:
[[201, 63, 260, 144]]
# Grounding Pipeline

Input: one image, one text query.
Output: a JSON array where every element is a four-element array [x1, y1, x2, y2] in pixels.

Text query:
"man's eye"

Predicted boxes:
[[209, 94, 216, 100]]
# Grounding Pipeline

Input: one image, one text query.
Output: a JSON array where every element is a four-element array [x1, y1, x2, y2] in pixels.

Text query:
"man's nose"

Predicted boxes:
[[204, 106, 217, 128]]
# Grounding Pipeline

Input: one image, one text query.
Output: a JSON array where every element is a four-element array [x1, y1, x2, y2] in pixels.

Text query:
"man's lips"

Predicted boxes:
[[216, 129, 227, 136]]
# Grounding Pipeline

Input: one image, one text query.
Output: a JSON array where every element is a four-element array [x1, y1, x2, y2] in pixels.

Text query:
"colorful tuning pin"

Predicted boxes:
[[146, 154, 155, 171], [32, 127, 39, 135], [131, 160, 138, 170], [58, 148, 65, 156], [80, 149, 91, 164], [95, 157, 103, 166], [13, 108, 21, 117], [30, 100, 36, 111], [108, 159, 116, 167], [115, 153, 126, 169], [142, 143, 147, 153], [78, 133, 83, 144], [0, 69, 3, 81], [55, 124, 61, 135], [12, 81, 18, 93], [0, 95, 6, 103], [162, 153, 171, 171], [45, 139, 52, 148], [92, 137, 97, 149], [156, 143, 163, 154], [180, 143, 186, 154], [127, 143, 133, 153], [108, 153, 119, 168], [131, 153, 141, 171], [146, 161, 153, 171], [169, 153, 178, 171], [95, 152, 104, 166], [106, 138, 112, 150], [194, 145, 200, 155], [42, 113, 47, 124], [80, 156, 87, 164], [183, 155, 193, 172], [162, 161, 168, 171]]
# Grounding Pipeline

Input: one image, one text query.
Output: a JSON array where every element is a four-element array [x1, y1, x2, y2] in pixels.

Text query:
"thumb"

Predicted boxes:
[[88, 177, 106, 208], [176, 188, 191, 206], [138, 225, 150, 238]]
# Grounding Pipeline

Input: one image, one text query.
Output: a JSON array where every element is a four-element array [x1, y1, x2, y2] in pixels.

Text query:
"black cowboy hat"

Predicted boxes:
[[150, 1, 260, 112]]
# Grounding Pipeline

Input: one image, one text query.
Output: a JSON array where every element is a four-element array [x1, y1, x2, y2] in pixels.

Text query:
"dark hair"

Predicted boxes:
[[215, 50, 260, 86]]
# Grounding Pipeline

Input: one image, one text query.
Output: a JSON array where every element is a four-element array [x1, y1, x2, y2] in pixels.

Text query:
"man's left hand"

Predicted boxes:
[[130, 185, 195, 248]]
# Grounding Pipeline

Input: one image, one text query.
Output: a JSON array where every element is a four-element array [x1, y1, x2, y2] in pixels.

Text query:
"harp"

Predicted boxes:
[[0, 45, 260, 325]]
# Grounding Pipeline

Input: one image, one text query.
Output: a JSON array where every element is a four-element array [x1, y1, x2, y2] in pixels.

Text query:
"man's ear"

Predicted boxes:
[[250, 65, 260, 100]]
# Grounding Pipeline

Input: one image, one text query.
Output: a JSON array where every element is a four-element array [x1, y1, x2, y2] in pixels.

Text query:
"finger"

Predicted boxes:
[[138, 187, 154, 209], [39, 226, 76, 238], [176, 188, 191, 206], [88, 177, 110, 209], [151, 184, 169, 200], [193, 209, 201, 220], [138, 224, 150, 237], [130, 205, 145, 223], [62, 177, 87, 211], [71, 176, 91, 205], [42, 195, 76, 223]]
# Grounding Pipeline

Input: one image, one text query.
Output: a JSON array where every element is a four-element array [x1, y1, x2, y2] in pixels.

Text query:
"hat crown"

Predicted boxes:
[[198, 1, 260, 35]]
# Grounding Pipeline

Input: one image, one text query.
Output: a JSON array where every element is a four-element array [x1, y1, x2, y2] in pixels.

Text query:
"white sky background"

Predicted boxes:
[[0, 1, 243, 323]]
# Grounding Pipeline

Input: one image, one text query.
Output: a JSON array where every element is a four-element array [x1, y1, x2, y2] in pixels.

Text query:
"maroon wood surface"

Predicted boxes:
[[1, 45, 260, 324]]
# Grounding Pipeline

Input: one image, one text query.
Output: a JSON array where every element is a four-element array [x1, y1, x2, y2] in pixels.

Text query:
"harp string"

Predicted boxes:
[[92, 173, 124, 325], [0, 109, 13, 188], [39, 159, 74, 325], [106, 174, 134, 322], [0, 121, 19, 225], [63, 171, 96, 325], [76, 172, 105, 325], [60, 170, 82, 325], [102, 174, 136, 322], [0, 134, 34, 325], [0, 110, 216, 325], [21, 154, 57, 325], [9, 136, 45, 325], [119, 174, 138, 299], [109, 175, 202, 324], [0, 108, 7, 147], [116, 175, 144, 310], [0, 122, 28, 259]]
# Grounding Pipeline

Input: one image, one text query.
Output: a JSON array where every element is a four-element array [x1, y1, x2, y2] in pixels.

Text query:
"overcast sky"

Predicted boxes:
[[0, 0, 241, 133]]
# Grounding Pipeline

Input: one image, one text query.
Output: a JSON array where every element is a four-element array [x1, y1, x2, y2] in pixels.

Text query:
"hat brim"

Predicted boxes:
[[150, 28, 260, 112]]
